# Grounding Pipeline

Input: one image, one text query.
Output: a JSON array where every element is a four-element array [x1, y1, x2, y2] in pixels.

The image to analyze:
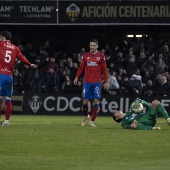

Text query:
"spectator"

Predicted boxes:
[[7, 31, 170, 97], [43, 40, 55, 57], [24, 42, 37, 63], [137, 42, 149, 56], [155, 57, 168, 75], [61, 75, 74, 93], [39, 46, 49, 64], [115, 51, 126, 69], [65, 57, 73, 77], [42, 68, 59, 93], [125, 47, 134, 58], [143, 79, 155, 96], [101, 48, 109, 67], [70, 62, 79, 80], [108, 62, 117, 73], [136, 52, 147, 72], [145, 36, 157, 53], [13, 68, 23, 94], [126, 55, 138, 76], [119, 76, 130, 95], [161, 44, 170, 66], [58, 60, 67, 75], [77, 53, 83, 66], [78, 47, 86, 56], [59, 69, 67, 91], [142, 70, 154, 85], [20, 64, 34, 93], [141, 54, 156, 76], [43, 56, 60, 91], [156, 76, 170, 97], [129, 69, 143, 94], [117, 67, 127, 78], [72, 52, 79, 64], [108, 71, 119, 95], [32, 57, 46, 93]]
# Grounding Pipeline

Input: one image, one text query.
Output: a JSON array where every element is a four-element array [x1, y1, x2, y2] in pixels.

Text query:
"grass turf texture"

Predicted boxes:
[[0, 115, 170, 170]]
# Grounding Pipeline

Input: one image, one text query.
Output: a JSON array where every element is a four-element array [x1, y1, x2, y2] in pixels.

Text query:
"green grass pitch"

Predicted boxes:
[[0, 115, 170, 170]]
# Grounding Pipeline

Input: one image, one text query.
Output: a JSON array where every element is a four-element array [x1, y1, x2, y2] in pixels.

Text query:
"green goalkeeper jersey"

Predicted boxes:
[[121, 99, 148, 129], [137, 107, 158, 127], [121, 111, 144, 129], [121, 99, 170, 130], [121, 105, 165, 129]]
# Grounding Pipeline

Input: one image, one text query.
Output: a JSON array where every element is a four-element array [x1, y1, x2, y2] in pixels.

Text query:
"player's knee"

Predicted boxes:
[[93, 99, 100, 104], [5, 96, 11, 100], [131, 123, 137, 129], [151, 100, 160, 106], [83, 100, 88, 105]]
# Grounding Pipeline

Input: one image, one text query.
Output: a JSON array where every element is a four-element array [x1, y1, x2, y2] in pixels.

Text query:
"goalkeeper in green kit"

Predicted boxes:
[[112, 98, 170, 130]]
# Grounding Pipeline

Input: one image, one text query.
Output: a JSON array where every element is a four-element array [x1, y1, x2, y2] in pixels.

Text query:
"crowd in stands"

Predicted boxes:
[[13, 35, 170, 97]]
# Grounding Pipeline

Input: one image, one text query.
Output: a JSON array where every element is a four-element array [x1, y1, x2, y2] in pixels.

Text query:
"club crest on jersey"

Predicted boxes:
[[96, 57, 100, 61], [87, 62, 98, 66]]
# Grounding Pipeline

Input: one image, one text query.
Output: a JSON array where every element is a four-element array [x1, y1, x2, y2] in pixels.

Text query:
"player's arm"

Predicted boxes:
[[121, 122, 132, 129], [16, 47, 37, 68], [122, 117, 155, 130], [120, 111, 136, 129], [74, 57, 85, 85]]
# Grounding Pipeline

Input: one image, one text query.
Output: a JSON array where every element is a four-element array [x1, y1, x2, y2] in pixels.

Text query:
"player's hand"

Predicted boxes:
[[103, 82, 109, 90], [135, 98, 142, 103], [167, 118, 170, 125], [74, 77, 78, 85], [31, 64, 37, 68]]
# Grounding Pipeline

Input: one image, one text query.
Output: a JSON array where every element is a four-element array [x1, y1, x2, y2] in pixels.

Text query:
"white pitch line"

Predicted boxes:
[[9, 122, 52, 125]]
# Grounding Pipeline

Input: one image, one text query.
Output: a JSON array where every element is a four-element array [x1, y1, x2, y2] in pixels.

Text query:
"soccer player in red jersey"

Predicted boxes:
[[0, 31, 37, 127], [74, 39, 109, 127]]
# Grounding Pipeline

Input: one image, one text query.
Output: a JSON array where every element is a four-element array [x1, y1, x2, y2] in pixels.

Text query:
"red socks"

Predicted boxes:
[[5, 100, 12, 121], [83, 104, 88, 117], [91, 107, 98, 122], [83, 103, 99, 122]]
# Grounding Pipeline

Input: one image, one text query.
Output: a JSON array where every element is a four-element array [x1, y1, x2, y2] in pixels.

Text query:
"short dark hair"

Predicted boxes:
[[112, 112, 122, 123], [90, 39, 99, 44], [1, 31, 12, 40]]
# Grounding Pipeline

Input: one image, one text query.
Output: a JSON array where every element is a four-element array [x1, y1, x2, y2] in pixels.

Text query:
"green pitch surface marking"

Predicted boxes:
[[0, 115, 170, 170]]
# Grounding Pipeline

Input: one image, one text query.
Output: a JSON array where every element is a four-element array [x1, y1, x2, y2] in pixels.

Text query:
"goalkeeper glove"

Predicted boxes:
[[167, 118, 170, 125], [135, 98, 142, 103], [135, 98, 149, 106]]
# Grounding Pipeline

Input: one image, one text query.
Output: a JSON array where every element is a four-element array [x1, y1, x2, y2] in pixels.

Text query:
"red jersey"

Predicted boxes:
[[0, 40, 31, 76], [76, 52, 108, 83]]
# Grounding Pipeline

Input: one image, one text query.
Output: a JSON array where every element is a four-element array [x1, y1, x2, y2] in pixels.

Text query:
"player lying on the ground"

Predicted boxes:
[[112, 98, 170, 130]]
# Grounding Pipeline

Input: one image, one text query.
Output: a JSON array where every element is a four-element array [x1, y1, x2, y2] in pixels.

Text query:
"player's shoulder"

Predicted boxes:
[[82, 52, 90, 59], [97, 51, 105, 58], [83, 52, 90, 56], [10, 42, 18, 48], [2, 40, 18, 50]]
